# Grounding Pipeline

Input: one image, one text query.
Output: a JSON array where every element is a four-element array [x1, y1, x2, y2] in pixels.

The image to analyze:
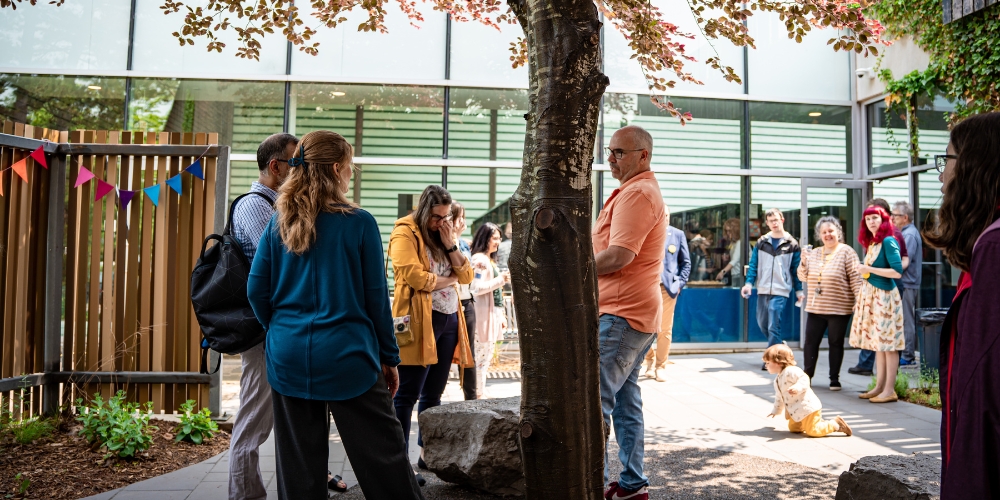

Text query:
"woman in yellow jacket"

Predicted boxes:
[[389, 185, 474, 479]]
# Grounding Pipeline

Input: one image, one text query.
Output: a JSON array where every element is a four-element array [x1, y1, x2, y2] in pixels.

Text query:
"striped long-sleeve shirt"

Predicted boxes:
[[232, 182, 278, 262], [796, 244, 862, 316]]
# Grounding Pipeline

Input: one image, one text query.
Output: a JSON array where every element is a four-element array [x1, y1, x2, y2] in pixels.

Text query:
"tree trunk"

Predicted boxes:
[[507, 0, 608, 495]]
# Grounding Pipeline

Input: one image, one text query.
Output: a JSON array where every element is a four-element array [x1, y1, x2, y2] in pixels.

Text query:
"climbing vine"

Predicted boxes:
[[866, 0, 1000, 153]]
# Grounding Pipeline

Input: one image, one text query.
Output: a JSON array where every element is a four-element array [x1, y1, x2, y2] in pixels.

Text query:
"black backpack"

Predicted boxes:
[[191, 192, 275, 373]]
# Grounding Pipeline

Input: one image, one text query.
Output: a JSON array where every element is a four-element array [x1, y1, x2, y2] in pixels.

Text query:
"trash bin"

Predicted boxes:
[[917, 308, 949, 370]]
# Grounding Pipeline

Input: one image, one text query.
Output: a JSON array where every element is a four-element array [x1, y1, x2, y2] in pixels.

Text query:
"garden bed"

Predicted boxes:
[[0, 414, 230, 500]]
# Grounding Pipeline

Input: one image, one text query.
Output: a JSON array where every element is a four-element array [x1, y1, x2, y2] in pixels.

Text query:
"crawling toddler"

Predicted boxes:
[[764, 344, 852, 438]]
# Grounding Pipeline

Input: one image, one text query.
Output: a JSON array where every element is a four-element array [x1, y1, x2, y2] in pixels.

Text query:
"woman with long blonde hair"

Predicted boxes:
[[247, 130, 422, 500]]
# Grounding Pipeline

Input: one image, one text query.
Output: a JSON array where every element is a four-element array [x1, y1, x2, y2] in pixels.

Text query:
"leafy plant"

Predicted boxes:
[[865, 371, 911, 395], [8, 472, 29, 497], [76, 391, 157, 459], [174, 400, 218, 445], [9, 418, 55, 445]]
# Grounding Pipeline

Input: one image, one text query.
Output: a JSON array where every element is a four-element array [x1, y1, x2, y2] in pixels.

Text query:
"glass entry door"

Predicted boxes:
[[796, 179, 869, 348]]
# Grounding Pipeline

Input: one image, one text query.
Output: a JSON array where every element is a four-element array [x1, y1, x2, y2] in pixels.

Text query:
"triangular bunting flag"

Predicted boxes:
[[143, 184, 161, 207], [95, 179, 115, 202], [74, 166, 95, 188], [29, 146, 48, 169], [11, 158, 28, 183], [119, 190, 137, 209], [165, 174, 183, 195], [184, 159, 204, 180]]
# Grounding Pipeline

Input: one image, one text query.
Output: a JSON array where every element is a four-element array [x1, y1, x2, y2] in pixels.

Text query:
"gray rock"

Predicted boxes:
[[836, 454, 941, 500], [418, 396, 524, 496]]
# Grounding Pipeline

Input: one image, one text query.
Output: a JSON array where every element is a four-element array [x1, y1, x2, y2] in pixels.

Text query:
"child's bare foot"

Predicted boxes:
[[835, 416, 852, 436]]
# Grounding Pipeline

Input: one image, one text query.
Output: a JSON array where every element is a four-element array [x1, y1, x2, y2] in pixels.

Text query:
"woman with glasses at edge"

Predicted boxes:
[[924, 112, 1000, 499], [388, 185, 475, 485]]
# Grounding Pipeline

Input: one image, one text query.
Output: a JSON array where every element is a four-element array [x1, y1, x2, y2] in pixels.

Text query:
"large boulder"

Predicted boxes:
[[418, 396, 524, 496], [836, 454, 941, 500]]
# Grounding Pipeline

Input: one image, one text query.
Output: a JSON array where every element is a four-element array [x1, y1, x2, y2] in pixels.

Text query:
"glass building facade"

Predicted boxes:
[[0, 1, 950, 347]]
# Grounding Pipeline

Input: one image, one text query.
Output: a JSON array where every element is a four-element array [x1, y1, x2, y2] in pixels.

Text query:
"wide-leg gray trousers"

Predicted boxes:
[[228, 342, 273, 500]]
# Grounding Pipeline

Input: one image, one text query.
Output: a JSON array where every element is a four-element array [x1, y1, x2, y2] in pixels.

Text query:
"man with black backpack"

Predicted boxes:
[[228, 133, 297, 500]]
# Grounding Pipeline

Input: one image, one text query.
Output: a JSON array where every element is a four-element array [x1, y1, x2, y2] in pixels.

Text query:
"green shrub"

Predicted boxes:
[[76, 391, 157, 459], [174, 400, 218, 444], [865, 372, 911, 395], [10, 417, 55, 445]]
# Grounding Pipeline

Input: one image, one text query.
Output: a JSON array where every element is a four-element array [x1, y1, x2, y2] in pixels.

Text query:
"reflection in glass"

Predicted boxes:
[[450, 21, 528, 85], [867, 95, 953, 175], [917, 169, 953, 308], [448, 88, 528, 160], [0, 74, 126, 130], [291, 83, 444, 158], [750, 102, 852, 173], [604, 95, 743, 169], [129, 78, 286, 198]]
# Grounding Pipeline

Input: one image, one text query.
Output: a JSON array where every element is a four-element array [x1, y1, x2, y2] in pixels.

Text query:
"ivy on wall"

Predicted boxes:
[[866, 0, 999, 155]]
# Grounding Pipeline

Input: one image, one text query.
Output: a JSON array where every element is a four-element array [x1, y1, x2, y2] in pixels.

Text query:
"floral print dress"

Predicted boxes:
[[849, 242, 905, 351]]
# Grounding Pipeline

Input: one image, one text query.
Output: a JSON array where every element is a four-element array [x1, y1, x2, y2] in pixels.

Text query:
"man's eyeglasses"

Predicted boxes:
[[605, 147, 645, 160], [934, 154, 957, 174]]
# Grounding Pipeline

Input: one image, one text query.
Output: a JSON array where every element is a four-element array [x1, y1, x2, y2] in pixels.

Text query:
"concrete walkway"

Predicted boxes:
[[84, 349, 940, 499]]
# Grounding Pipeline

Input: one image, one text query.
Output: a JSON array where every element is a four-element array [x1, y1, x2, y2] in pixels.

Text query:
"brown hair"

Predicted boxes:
[[413, 185, 453, 262], [275, 130, 356, 255], [763, 344, 797, 368], [923, 112, 1000, 272], [764, 208, 784, 221]]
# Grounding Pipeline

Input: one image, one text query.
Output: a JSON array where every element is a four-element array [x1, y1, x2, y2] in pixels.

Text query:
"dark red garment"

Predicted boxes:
[[940, 221, 1000, 499], [892, 227, 909, 258]]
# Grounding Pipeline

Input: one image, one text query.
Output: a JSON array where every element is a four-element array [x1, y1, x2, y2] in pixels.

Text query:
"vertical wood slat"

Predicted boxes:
[[200, 132, 220, 408], [0, 121, 15, 414], [152, 132, 171, 413], [28, 126, 51, 416], [122, 132, 144, 402], [62, 130, 80, 406], [174, 132, 193, 407], [86, 130, 105, 400], [11, 123, 31, 418], [137, 131, 157, 407], [189, 133, 207, 407], [98, 132, 119, 399]]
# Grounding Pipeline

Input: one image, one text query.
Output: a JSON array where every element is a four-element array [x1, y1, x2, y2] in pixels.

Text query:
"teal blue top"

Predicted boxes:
[[865, 236, 903, 291], [247, 209, 400, 401]]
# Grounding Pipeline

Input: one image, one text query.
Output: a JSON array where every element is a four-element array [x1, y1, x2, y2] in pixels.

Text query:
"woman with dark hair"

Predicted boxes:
[[468, 222, 510, 398], [451, 202, 478, 401], [849, 205, 904, 403], [798, 216, 862, 391], [922, 112, 1000, 499], [388, 185, 475, 480], [246, 131, 422, 499]]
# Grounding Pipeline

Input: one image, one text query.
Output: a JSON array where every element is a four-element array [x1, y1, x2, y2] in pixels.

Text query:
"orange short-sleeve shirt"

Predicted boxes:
[[593, 171, 666, 333]]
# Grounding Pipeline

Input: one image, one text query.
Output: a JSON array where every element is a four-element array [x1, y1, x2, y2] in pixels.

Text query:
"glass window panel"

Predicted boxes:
[[1, 74, 125, 129], [448, 88, 528, 160], [0, 0, 130, 71], [129, 79, 285, 199], [494, 167, 521, 207], [868, 95, 954, 175], [746, 13, 850, 101], [602, 1, 745, 95], [750, 102, 851, 173], [917, 169, 954, 307], [291, 83, 444, 158], [601, 172, 745, 343], [872, 176, 910, 206], [447, 167, 492, 238], [604, 95, 743, 169], [450, 21, 528, 85], [290, 4, 446, 80], [132, 1, 287, 75]]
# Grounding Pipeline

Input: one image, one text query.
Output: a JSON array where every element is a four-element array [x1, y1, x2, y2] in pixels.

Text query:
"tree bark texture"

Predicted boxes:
[[507, 0, 608, 496]]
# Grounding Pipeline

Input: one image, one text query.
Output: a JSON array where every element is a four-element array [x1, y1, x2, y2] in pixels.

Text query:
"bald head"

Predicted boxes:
[[618, 125, 653, 154]]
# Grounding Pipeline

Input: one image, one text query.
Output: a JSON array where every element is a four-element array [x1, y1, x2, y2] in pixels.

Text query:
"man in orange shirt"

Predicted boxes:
[[594, 125, 666, 500]]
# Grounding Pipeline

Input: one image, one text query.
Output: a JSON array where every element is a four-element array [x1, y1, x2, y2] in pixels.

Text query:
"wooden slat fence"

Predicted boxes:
[[0, 122, 229, 421]]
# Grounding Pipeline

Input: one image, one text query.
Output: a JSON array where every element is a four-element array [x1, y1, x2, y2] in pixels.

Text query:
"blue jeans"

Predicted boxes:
[[756, 294, 789, 347], [856, 349, 875, 370], [599, 314, 655, 491]]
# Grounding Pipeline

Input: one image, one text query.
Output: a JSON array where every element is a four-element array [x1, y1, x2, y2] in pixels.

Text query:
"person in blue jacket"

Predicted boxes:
[[643, 206, 690, 380], [741, 208, 803, 369], [247, 130, 423, 500]]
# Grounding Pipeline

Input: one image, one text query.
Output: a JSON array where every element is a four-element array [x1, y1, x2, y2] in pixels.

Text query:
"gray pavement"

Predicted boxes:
[[85, 349, 940, 499]]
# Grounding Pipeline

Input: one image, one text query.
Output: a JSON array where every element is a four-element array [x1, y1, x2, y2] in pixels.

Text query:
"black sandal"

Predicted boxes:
[[327, 470, 347, 492]]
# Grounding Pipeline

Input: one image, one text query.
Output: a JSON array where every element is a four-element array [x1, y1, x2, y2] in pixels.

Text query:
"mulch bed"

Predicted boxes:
[[0, 414, 230, 500]]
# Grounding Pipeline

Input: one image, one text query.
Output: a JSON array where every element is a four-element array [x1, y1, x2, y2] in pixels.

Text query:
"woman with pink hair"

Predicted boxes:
[[849, 205, 904, 403]]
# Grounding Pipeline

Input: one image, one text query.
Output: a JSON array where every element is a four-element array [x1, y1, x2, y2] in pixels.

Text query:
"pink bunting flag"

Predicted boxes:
[[11, 158, 28, 183], [29, 146, 48, 169], [74, 165, 95, 188], [94, 179, 115, 202]]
